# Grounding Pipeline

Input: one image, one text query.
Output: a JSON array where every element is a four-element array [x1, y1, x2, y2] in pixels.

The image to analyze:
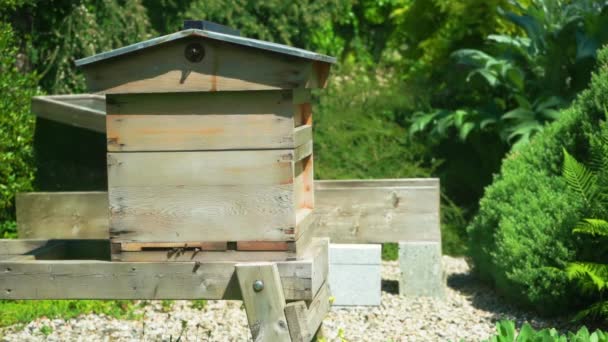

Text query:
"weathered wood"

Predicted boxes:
[[31, 95, 106, 133], [16, 192, 108, 239], [81, 37, 329, 94], [107, 149, 312, 243], [293, 125, 312, 147], [236, 262, 291, 342], [106, 90, 311, 151], [284, 301, 310, 342], [303, 238, 329, 298], [0, 237, 329, 301], [0, 239, 52, 255], [0, 259, 313, 300], [109, 184, 296, 242], [306, 281, 331, 336], [15, 179, 440, 244], [312, 179, 441, 243], [294, 156, 314, 211], [284, 281, 331, 342], [107, 150, 294, 187]]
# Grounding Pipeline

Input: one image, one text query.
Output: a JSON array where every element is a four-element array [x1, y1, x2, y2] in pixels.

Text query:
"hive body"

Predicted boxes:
[[77, 29, 333, 261]]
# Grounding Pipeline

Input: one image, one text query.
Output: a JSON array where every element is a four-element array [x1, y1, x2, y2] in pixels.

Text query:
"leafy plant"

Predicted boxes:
[[467, 46, 608, 314], [483, 320, 608, 342], [562, 140, 608, 323], [411, 0, 608, 149], [0, 22, 39, 238]]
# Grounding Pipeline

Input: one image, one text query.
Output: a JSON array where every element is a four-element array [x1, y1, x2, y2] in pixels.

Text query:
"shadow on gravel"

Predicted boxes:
[[446, 271, 572, 331], [381, 279, 399, 294]]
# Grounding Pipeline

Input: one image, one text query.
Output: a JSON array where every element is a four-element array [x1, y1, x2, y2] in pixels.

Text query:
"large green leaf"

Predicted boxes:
[[573, 219, 608, 237], [562, 148, 599, 206]]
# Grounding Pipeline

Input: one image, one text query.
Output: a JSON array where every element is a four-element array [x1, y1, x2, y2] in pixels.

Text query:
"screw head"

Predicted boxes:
[[253, 280, 264, 292]]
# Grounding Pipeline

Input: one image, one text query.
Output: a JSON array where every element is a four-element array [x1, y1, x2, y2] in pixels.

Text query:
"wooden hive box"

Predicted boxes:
[[76, 21, 335, 261]]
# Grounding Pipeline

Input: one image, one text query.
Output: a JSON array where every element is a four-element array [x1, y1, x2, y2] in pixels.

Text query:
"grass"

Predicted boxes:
[[0, 300, 138, 328]]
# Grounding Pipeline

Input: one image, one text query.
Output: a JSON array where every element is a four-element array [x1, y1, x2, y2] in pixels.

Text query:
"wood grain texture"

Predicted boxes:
[[16, 192, 109, 239], [107, 150, 294, 187], [82, 37, 327, 94], [306, 281, 331, 338], [109, 184, 295, 242], [312, 179, 440, 243], [236, 262, 291, 342], [0, 259, 314, 300], [284, 301, 310, 342], [106, 90, 309, 151], [31, 95, 106, 133], [107, 149, 303, 243], [15, 178, 440, 244]]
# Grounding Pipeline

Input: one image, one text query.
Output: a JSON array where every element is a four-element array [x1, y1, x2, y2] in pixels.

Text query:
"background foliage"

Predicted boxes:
[[1, 0, 608, 324], [468, 47, 608, 315]]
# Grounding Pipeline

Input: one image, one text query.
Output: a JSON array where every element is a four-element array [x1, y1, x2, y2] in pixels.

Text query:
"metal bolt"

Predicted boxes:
[[253, 280, 264, 292]]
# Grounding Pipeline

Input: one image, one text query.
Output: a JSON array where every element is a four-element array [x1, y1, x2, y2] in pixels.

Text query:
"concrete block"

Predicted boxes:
[[328, 244, 381, 306], [399, 241, 445, 298]]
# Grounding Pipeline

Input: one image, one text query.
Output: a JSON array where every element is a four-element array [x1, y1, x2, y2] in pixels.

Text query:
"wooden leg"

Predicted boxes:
[[284, 281, 331, 342], [284, 301, 310, 342], [236, 262, 291, 342]]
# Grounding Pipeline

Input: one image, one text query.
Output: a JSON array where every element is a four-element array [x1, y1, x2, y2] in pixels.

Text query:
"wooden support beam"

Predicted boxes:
[[236, 262, 291, 342], [31, 95, 106, 133], [284, 281, 331, 342], [0, 238, 326, 301], [14, 178, 440, 244], [284, 302, 310, 342]]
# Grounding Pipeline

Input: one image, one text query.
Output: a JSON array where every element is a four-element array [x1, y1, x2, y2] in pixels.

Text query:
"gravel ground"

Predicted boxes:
[[0, 256, 570, 341]]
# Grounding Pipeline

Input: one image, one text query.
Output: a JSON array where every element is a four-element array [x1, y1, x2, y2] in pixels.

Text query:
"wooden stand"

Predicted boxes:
[[0, 237, 330, 342]]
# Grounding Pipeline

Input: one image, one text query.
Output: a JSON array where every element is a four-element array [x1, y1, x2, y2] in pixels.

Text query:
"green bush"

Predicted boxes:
[[468, 46, 608, 314], [483, 320, 608, 342], [0, 22, 39, 238]]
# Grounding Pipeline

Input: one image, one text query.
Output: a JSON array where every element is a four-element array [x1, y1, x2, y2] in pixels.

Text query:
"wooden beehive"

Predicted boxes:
[[76, 21, 334, 261]]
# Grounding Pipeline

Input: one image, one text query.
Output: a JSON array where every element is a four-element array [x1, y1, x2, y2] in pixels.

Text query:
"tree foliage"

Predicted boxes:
[[0, 22, 39, 237]]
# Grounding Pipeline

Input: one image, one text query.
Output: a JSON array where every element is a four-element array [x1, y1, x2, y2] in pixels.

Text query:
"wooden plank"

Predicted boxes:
[[0, 239, 51, 255], [284, 301, 310, 342], [293, 125, 312, 147], [108, 149, 299, 242], [15, 179, 440, 244], [311, 179, 441, 243], [16, 192, 109, 239], [109, 184, 295, 242], [106, 90, 302, 151], [302, 238, 329, 298], [293, 141, 313, 163], [107, 150, 294, 187], [0, 258, 315, 300], [81, 37, 326, 94], [31, 95, 106, 133], [236, 262, 291, 342], [294, 155, 314, 212], [306, 281, 331, 335]]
